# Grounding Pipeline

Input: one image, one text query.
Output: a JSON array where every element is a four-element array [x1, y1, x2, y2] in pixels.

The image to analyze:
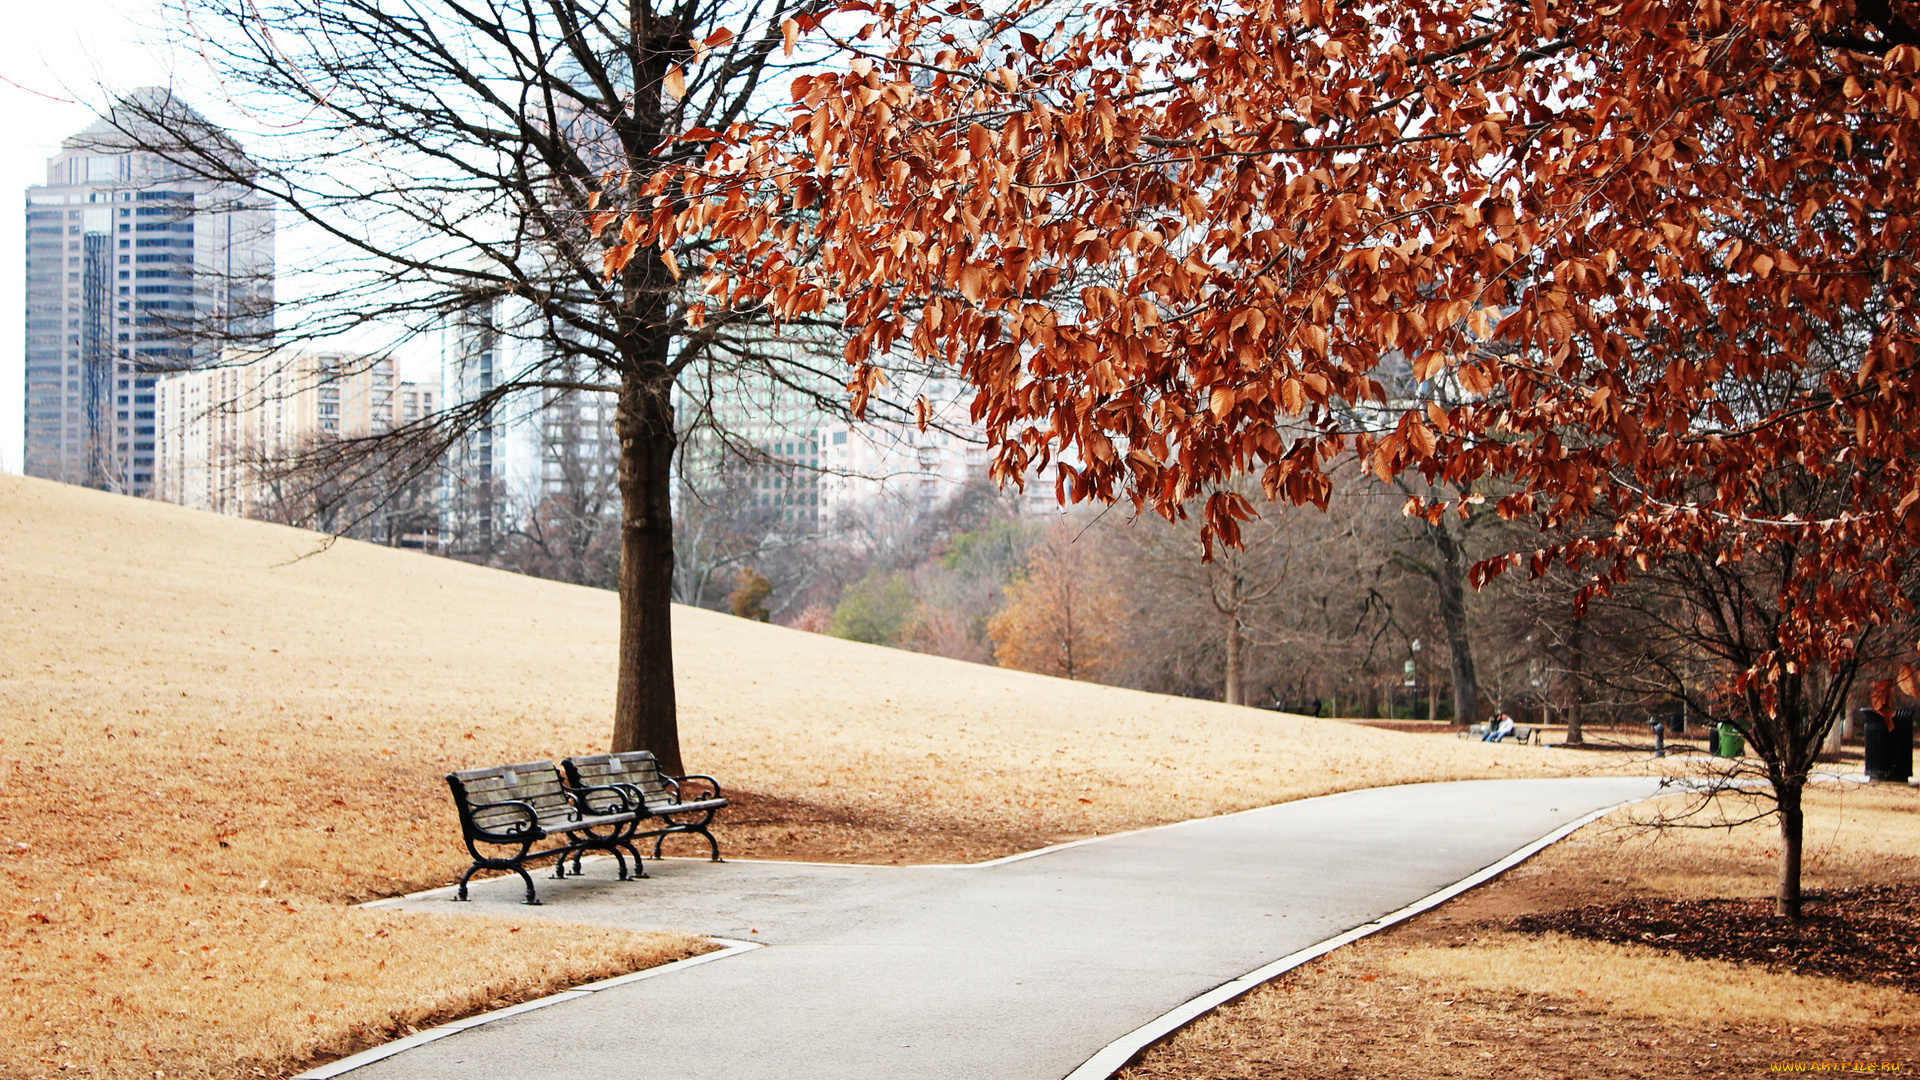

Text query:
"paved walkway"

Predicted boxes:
[[335, 776, 1658, 1080]]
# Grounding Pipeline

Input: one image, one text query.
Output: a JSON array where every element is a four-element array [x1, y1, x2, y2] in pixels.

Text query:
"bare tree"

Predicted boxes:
[[1387, 482, 1493, 725], [244, 423, 452, 544], [109, 0, 921, 769], [1111, 485, 1364, 706]]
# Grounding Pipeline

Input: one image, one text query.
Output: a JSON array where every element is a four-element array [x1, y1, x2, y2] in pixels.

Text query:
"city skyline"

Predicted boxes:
[[1, 5, 444, 475], [2, 9, 994, 528]]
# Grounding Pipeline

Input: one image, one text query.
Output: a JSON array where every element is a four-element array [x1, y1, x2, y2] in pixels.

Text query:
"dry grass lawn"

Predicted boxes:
[[0, 474, 1642, 1079], [1121, 783, 1920, 1079]]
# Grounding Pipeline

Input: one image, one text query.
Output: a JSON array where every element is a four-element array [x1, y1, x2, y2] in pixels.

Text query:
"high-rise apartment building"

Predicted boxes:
[[678, 355, 843, 533], [154, 347, 437, 522], [817, 376, 1005, 519], [21, 89, 273, 496], [439, 299, 544, 551]]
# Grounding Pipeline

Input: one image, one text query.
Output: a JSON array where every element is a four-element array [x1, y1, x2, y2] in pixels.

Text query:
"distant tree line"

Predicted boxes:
[[421, 460, 1876, 742]]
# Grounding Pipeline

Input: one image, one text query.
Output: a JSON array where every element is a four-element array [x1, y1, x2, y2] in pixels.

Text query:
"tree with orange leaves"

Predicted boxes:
[[660, 0, 1920, 916], [987, 522, 1124, 680]]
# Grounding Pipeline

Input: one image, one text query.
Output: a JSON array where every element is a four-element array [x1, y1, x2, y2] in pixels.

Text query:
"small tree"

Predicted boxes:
[[828, 569, 917, 644], [728, 567, 774, 622], [987, 523, 1123, 681]]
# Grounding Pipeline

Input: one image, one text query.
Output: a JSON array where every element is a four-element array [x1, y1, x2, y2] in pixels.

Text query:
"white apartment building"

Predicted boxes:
[[154, 348, 436, 518], [818, 376, 1002, 519], [438, 299, 550, 550]]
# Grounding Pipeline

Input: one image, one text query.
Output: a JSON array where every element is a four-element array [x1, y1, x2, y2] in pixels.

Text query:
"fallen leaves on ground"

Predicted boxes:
[[1510, 883, 1920, 994]]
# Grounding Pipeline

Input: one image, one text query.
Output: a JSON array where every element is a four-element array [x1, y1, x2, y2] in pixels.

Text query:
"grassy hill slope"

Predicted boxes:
[[0, 474, 1622, 1079]]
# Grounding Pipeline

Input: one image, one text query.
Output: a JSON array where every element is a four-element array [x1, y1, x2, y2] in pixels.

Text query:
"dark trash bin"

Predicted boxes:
[[1861, 708, 1914, 782]]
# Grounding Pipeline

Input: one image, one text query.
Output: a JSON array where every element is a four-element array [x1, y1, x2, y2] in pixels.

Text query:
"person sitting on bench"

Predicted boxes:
[[1483, 712, 1516, 742]]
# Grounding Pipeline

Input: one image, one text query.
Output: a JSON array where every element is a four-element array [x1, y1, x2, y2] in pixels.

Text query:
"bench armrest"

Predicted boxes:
[[569, 783, 637, 816], [668, 773, 724, 801], [463, 798, 544, 841]]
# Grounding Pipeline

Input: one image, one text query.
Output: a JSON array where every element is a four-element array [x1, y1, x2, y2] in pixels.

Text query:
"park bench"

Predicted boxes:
[[1461, 722, 1535, 744], [563, 751, 728, 862], [445, 760, 648, 905]]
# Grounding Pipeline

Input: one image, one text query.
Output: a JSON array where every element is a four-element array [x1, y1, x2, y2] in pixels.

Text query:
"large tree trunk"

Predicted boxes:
[[1426, 519, 1481, 725], [612, 369, 683, 774], [606, 1, 693, 773], [1776, 778, 1805, 920]]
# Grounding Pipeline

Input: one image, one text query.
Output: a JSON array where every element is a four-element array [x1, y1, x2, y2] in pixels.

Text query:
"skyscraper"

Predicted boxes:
[[21, 89, 273, 496]]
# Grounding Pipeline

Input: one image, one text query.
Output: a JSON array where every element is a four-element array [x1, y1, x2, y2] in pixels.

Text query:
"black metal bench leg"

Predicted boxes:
[[455, 864, 481, 901], [697, 827, 723, 862], [516, 866, 543, 905], [620, 841, 648, 879]]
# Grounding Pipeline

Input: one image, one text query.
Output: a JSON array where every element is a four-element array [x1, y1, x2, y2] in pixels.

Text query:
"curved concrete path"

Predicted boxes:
[[328, 776, 1658, 1080]]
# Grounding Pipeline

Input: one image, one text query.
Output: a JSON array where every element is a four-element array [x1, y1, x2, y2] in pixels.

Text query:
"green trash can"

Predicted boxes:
[[1715, 723, 1745, 758]]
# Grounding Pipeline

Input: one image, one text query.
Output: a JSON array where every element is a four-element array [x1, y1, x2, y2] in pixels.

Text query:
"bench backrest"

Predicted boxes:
[[564, 752, 672, 802], [447, 760, 573, 832]]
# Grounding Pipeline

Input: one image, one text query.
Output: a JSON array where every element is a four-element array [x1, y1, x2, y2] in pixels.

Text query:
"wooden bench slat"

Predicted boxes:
[[460, 774, 567, 795], [645, 796, 726, 812], [451, 761, 556, 782], [464, 784, 567, 800]]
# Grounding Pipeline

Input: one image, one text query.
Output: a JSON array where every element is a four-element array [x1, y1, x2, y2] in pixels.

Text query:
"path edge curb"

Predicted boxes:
[[1062, 794, 1649, 1080], [289, 937, 762, 1079]]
